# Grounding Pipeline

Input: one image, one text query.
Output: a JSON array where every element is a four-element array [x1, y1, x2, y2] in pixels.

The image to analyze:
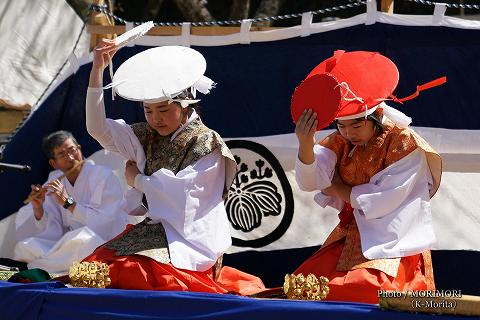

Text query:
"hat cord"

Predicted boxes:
[[335, 82, 370, 119]]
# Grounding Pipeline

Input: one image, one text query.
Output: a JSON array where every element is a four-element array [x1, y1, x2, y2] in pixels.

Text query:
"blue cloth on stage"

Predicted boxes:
[[0, 281, 473, 320]]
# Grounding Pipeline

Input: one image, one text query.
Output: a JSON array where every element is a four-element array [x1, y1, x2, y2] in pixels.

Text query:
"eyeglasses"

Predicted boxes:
[[54, 145, 81, 160]]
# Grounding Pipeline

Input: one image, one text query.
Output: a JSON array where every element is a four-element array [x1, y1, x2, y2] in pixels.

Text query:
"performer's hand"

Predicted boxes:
[[29, 184, 46, 220], [92, 38, 117, 72], [125, 160, 140, 188], [45, 179, 69, 207], [295, 109, 318, 164], [295, 109, 318, 147], [29, 184, 46, 207]]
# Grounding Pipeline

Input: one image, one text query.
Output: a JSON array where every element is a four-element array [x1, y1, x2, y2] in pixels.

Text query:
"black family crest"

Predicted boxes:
[[225, 140, 294, 248]]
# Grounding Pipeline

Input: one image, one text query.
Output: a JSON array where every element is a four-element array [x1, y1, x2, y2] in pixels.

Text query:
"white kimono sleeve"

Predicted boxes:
[[295, 144, 344, 211], [351, 148, 436, 259], [69, 171, 126, 240], [15, 199, 64, 242], [86, 87, 144, 164], [295, 145, 336, 191], [86, 87, 147, 213], [136, 149, 232, 271], [85, 87, 115, 151]]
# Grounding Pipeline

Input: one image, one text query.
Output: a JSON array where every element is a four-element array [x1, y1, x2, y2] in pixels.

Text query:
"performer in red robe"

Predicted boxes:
[[291, 50, 445, 303]]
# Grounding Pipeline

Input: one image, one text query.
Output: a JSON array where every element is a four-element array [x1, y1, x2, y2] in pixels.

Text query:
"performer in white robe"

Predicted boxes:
[[86, 94, 233, 272], [81, 42, 264, 295], [14, 131, 127, 274]]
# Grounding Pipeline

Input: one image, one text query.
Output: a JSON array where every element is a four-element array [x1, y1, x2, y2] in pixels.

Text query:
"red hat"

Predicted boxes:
[[291, 50, 446, 130]]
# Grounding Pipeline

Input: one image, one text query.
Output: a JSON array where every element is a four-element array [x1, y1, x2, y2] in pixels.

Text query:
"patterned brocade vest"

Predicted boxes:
[[132, 117, 235, 178], [104, 117, 235, 265], [319, 119, 437, 282]]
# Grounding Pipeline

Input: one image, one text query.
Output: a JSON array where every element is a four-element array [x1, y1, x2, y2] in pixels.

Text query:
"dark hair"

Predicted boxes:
[[141, 89, 202, 116], [42, 130, 79, 159], [334, 111, 383, 134], [176, 89, 201, 116], [366, 111, 384, 134]]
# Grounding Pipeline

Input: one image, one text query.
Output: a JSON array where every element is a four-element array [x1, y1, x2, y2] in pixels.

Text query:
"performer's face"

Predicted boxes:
[[336, 119, 376, 146], [144, 101, 185, 136], [49, 138, 83, 172]]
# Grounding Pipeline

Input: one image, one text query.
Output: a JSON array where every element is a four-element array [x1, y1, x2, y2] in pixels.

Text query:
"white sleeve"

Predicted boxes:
[[134, 174, 146, 193], [15, 205, 46, 240], [86, 87, 146, 166], [86, 87, 116, 150], [295, 144, 336, 191], [350, 148, 431, 220], [141, 149, 224, 229], [352, 148, 436, 259], [139, 149, 231, 270], [15, 198, 64, 242], [70, 172, 126, 240]]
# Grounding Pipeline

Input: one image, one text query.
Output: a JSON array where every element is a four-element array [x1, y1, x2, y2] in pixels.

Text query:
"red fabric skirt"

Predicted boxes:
[[83, 225, 265, 296], [294, 240, 432, 304]]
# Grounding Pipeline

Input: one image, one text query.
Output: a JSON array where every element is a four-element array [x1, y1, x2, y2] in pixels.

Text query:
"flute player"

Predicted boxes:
[[14, 130, 127, 274]]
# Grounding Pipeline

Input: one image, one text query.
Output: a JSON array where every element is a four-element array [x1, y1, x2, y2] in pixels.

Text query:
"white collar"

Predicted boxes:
[[170, 109, 199, 141]]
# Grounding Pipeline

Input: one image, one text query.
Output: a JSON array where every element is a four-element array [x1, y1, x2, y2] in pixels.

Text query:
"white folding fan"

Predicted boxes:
[[108, 21, 155, 99], [114, 21, 154, 48]]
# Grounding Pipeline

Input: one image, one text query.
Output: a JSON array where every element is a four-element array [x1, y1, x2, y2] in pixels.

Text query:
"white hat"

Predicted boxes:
[[111, 46, 215, 105]]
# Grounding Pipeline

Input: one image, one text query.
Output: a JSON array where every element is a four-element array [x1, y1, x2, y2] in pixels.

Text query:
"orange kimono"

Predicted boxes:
[[294, 119, 442, 304]]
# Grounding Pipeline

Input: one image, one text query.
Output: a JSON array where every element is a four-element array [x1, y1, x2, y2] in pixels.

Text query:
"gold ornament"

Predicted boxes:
[[69, 261, 111, 288], [283, 273, 329, 301]]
